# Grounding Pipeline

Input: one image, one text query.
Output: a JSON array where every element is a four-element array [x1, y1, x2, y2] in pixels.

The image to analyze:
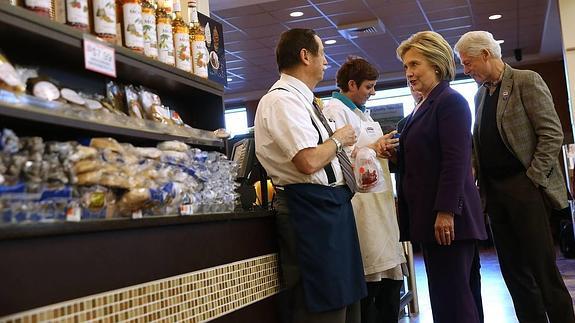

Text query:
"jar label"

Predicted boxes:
[[142, 12, 158, 57], [25, 0, 51, 9], [191, 40, 208, 78], [123, 3, 144, 48], [174, 32, 191, 72], [93, 0, 116, 35], [157, 23, 175, 65], [66, 0, 89, 25]]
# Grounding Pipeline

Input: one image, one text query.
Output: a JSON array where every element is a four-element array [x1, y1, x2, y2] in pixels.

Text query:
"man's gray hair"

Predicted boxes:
[[454, 31, 502, 59]]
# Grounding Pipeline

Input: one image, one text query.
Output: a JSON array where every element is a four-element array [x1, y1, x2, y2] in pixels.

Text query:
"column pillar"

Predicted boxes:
[[558, 0, 575, 139]]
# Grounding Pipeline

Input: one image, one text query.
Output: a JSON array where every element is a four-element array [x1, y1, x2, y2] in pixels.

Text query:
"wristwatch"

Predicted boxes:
[[329, 137, 343, 153]]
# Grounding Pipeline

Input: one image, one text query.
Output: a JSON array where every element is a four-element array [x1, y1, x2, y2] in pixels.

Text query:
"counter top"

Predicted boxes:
[[0, 209, 275, 240]]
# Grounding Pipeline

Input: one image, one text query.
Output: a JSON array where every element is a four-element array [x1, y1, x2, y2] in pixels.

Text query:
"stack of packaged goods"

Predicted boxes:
[[0, 51, 199, 138], [0, 129, 240, 224]]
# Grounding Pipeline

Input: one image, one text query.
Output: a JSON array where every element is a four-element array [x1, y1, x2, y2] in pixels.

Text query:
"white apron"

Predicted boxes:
[[352, 109, 406, 276]]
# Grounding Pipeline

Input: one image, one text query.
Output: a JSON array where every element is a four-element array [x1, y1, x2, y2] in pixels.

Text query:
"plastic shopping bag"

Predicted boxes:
[[353, 147, 385, 193]]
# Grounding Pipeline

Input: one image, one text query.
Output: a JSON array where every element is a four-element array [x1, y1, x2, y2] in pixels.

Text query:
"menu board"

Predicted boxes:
[[198, 12, 227, 86]]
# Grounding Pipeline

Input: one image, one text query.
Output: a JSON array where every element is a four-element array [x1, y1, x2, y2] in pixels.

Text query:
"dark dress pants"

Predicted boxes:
[[485, 172, 575, 323], [421, 240, 482, 323], [471, 246, 484, 323], [360, 278, 403, 323]]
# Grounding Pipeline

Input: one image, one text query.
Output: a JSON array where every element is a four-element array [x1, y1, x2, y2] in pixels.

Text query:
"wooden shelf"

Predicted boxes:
[[0, 3, 224, 96], [0, 96, 224, 147], [0, 209, 274, 240], [0, 3, 226, 147]]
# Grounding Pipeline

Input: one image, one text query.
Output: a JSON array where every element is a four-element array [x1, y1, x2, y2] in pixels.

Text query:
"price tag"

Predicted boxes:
[[180, 204, 194, 215], [66, 206, 82, 222], [132, 210, 143, 219], [83, 35, 116, 77]]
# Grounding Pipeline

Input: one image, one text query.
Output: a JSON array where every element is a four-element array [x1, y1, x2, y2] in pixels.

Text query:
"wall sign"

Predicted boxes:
[[198, 13, 227, 86]]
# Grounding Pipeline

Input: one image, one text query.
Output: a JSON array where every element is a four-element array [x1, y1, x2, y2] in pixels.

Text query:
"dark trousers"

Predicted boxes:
[[421, 240, 483, 323], [275, 191, 360, 323], [278, 285, 359, 323], [360, 278, 403, 323], [485, 173, 575, 323], [471, 246, 485, 323]]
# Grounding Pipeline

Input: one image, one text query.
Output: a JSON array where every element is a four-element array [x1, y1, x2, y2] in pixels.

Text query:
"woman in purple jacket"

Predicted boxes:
[[393, 31, 487, 323]]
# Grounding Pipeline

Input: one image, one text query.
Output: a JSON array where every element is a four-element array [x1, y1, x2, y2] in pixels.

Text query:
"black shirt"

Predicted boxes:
[[478, 84, 525, 178]]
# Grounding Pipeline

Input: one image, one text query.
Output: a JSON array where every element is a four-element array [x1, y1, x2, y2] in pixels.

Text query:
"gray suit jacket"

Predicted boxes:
[[473, 64, 568, 209]]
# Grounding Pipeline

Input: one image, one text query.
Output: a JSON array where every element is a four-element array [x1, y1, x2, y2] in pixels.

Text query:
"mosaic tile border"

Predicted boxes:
[[0, 254, 280, 323]]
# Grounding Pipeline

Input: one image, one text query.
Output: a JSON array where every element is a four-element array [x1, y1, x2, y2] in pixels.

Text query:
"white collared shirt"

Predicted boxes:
[[254, 74, 345, 186]]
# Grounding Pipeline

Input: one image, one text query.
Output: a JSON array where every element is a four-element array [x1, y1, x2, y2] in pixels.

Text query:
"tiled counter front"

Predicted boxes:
[[0, 211, 280, 322], [1, 254, 280, 322]]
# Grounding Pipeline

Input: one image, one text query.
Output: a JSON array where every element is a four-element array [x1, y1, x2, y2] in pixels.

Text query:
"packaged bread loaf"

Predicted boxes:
[[27, 77, 60, 101], [90, 137, 123, 152], [106, 81, 126, 114], [157, 140, 189, 152], [73, 159, 101, 174], [125, 85, 145, 119], [117, 188, 151, 214], [133, 147, 162, 159], [69, 145, 98, 162], [0, 52, 26, 93], [60, 88, 86, 105], [99, 173, 131, 189], [75, 170, 103, 186]]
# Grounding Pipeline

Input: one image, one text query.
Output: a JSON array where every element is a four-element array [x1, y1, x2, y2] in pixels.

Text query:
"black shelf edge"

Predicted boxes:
[[0, 100, 224, 147], [0, 209, 275, 240], [0, 3, 224, 96]]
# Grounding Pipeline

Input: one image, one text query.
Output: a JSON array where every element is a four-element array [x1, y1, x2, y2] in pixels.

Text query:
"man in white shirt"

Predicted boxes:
[[254, 28, 366, 323]]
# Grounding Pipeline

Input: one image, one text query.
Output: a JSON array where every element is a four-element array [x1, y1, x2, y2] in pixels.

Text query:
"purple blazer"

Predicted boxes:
[[397, 81, 487, 243]]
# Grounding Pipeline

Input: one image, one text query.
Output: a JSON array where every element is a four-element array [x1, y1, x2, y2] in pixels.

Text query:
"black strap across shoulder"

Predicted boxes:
[[268, 87, 336, 185]]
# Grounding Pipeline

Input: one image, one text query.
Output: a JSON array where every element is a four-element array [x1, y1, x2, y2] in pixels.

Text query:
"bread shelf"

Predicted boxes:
[[0, 210, 274, 240]]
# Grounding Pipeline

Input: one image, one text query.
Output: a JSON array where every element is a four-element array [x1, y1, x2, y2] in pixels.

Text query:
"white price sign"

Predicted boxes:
[[83, 35, 116, 77], [132, 210, 143, 219]]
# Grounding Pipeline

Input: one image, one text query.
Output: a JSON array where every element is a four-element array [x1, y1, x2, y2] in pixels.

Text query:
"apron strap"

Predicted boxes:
[[310, 116, 337, 185]]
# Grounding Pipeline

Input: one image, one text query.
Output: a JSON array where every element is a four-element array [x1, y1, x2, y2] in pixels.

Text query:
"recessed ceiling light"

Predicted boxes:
[[496, 40, 505, 44], [290, 11, 304, 17], [324, 39, 337, 45], [227, 78, 233, 82], [489, 14, 502, 20]]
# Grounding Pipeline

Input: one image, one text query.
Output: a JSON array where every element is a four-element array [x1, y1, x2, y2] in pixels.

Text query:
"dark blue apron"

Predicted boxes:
[[283, 183, 366, 312]]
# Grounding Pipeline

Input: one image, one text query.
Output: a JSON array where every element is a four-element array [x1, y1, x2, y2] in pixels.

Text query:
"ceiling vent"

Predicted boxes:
[[337, 19, 386, 40]]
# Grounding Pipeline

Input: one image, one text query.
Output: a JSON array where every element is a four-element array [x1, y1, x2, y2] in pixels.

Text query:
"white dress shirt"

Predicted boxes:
[[254, 74, 345, 186]]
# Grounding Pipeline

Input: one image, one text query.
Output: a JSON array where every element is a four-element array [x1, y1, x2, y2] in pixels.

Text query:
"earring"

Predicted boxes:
[[435, 70, 439, 74]]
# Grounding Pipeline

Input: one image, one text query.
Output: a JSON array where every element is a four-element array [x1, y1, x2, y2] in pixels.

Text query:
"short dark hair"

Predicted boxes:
[[276, 28, 319, 72], [336, 57, 379, 92]]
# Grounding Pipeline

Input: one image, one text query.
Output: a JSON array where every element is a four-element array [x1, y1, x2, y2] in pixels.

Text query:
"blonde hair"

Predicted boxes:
[[396, 31, 455, 81], [454, 31, 502, 59]]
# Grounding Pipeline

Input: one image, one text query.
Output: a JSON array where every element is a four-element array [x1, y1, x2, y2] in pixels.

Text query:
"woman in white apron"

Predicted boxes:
[[323, 57, 407, 323]]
